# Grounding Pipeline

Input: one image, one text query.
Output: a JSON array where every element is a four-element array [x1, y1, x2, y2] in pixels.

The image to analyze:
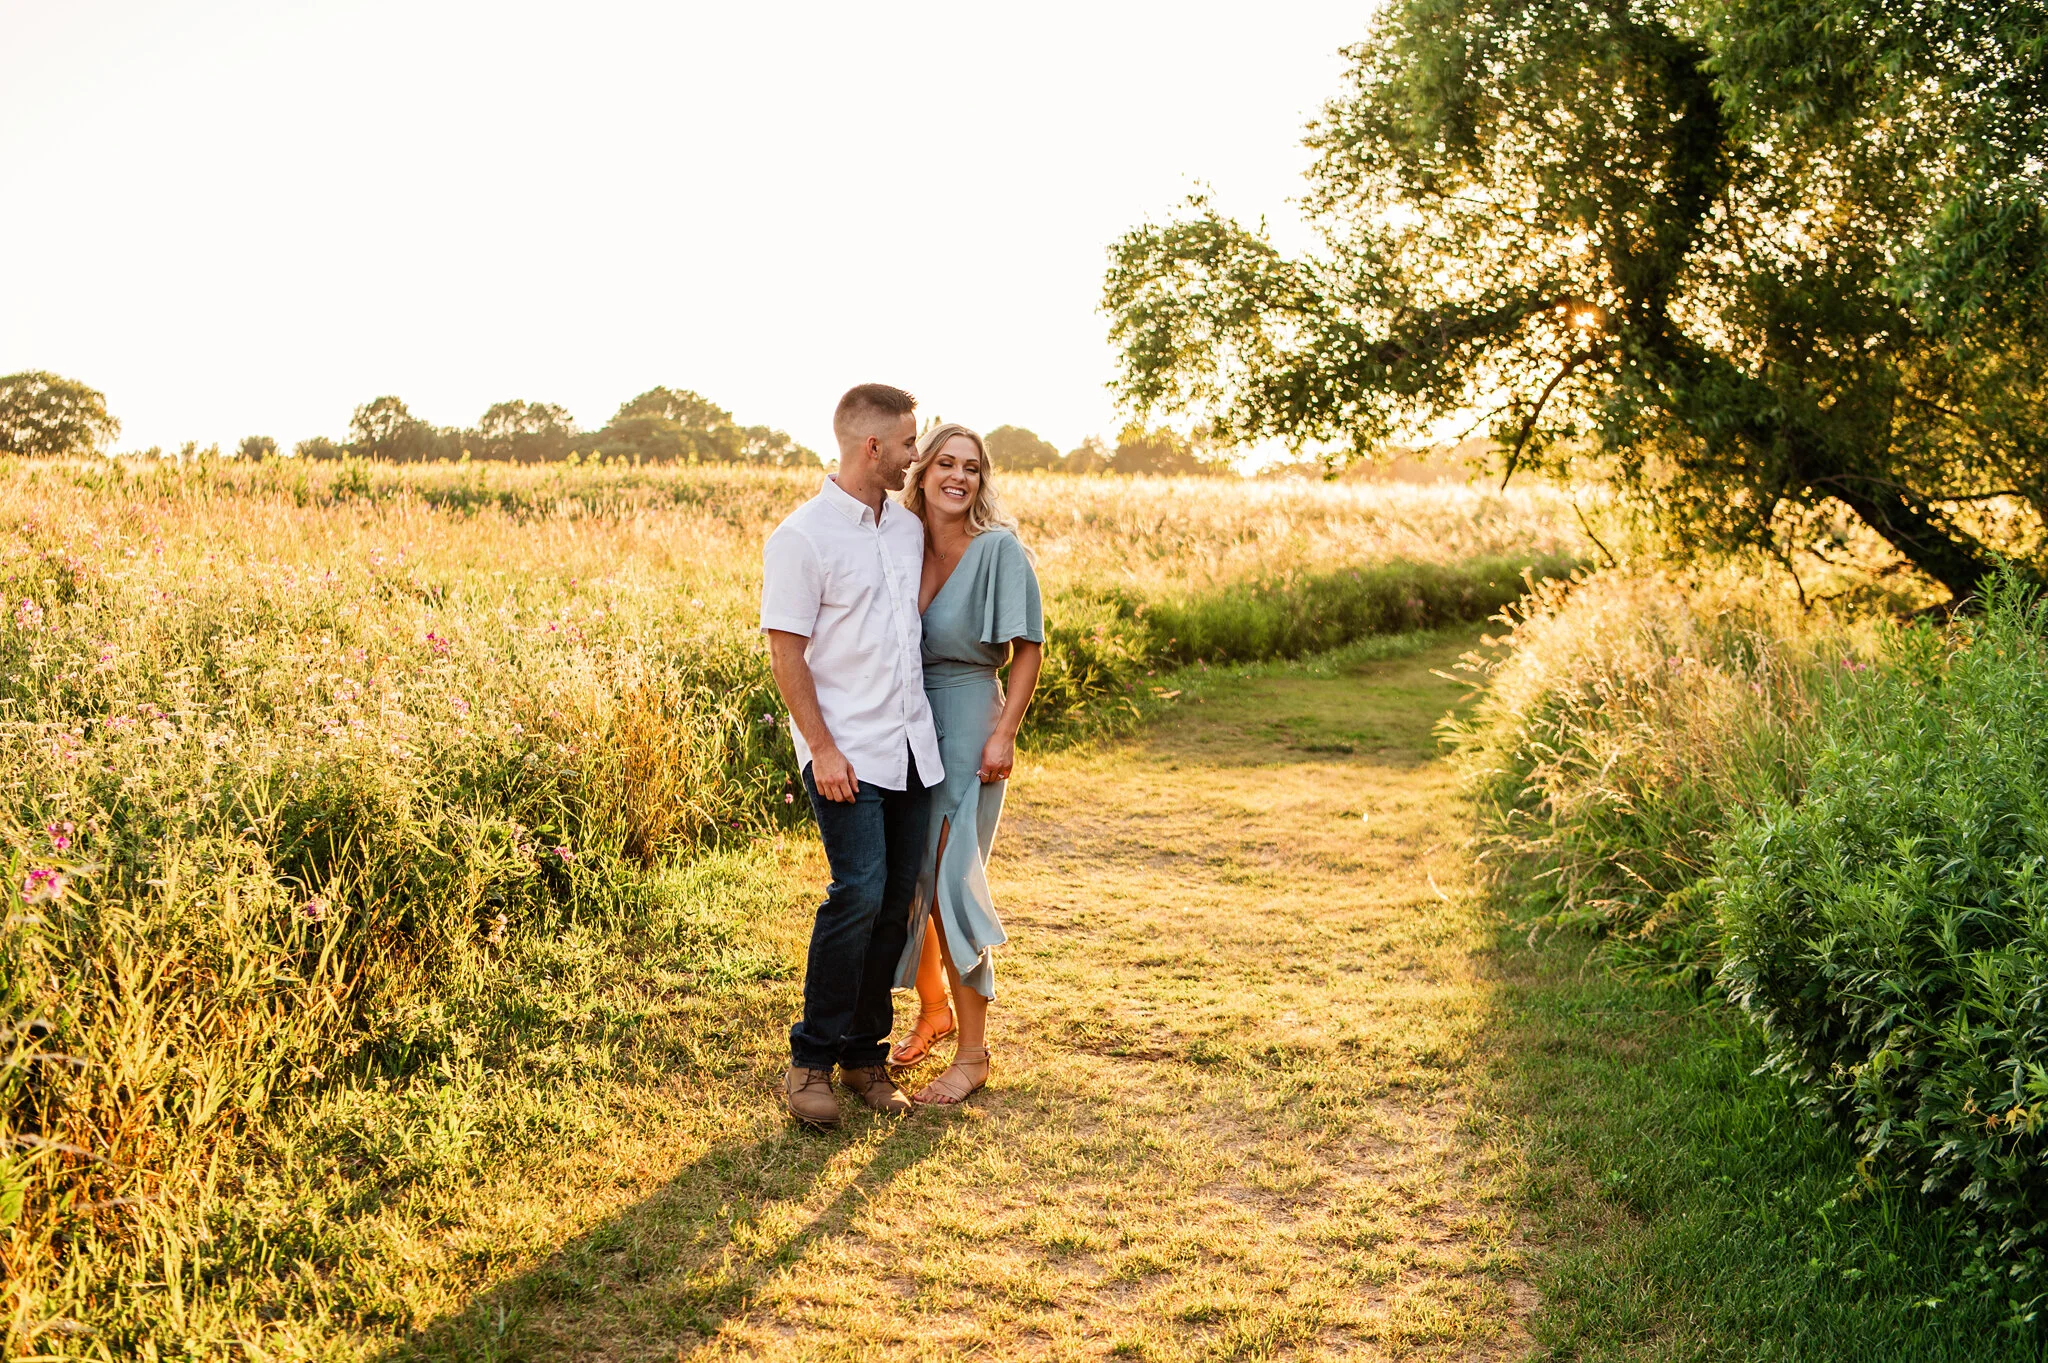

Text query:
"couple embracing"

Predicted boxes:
[[760, 383, 1044, 1128]]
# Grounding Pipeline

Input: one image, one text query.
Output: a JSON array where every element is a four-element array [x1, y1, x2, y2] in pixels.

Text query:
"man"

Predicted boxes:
[[760, 382, 942, 1128]]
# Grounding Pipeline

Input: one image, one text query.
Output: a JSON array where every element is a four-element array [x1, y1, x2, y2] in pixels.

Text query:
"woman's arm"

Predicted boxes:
[[977, 640, 1044, 783]]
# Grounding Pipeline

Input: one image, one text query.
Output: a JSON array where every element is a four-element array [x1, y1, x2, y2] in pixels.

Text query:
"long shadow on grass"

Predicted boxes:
[[1482, 927, 2041, 1361], [386, 1108, 952, 1362]]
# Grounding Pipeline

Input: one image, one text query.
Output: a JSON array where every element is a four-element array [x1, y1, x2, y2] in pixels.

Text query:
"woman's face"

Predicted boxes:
[[922, 435, 983, 518]]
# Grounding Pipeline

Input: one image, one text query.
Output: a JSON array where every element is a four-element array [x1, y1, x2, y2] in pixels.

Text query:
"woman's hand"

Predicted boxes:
[[977, 733, 1015, 783]]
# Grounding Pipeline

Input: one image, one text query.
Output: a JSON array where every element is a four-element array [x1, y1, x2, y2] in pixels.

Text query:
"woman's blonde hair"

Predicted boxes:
[[902, 422, 1020, 537]]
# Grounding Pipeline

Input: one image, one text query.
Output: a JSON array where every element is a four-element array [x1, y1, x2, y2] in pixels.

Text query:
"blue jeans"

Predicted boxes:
[[792, 758, 931, 1070]]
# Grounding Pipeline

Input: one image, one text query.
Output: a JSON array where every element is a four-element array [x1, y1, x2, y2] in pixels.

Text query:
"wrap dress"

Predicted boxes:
[[893, 528, 1044, 1000]]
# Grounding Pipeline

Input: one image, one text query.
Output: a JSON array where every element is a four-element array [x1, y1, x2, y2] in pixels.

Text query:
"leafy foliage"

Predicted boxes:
[[0, 372, 119, 458], [1102, 0, 2048, 599], [329, 387, 818, 466], [985, 424, 1063, 471], [584, 386, 818, 467], [1717, 574, 2048, 1294]]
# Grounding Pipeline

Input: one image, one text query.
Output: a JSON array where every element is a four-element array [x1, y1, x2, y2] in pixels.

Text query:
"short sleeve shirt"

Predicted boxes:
[[760, 476, 943, 791]]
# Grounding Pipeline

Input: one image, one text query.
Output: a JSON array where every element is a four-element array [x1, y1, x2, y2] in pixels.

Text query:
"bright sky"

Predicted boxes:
[[0, 1, 1369, 460]]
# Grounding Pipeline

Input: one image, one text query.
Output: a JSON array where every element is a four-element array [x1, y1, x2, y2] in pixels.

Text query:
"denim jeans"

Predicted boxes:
[[791, 756, 931, 1070]]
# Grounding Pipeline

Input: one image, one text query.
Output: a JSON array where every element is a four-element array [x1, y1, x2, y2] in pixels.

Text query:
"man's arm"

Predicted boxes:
[[766, 629, 858, 802]]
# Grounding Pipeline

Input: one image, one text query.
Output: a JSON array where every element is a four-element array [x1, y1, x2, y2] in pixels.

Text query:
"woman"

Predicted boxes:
[[888, 421, 1044, 1105]]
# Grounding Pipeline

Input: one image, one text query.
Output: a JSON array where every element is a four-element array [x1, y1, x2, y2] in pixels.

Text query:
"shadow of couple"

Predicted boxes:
[[384, 1099, 957, 1362]]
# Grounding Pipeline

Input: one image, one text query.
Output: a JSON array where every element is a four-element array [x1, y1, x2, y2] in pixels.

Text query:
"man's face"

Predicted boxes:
[[876, 413, 918, 491]]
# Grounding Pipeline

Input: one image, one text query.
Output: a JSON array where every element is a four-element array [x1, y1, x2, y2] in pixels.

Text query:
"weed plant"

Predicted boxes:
[[0, 456, 1578, 1353], [1718, 573, 2048, 1308], [1445, 563, 1884, 975]]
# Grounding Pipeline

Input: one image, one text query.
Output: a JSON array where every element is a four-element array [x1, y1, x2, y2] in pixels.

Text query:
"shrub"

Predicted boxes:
[[1716, 574, 2048, 1292], [1447, 564, 1878, 974]]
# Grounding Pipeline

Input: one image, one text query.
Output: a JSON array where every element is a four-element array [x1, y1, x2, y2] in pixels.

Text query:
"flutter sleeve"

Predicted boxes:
[[978, 531, 1044, 646]]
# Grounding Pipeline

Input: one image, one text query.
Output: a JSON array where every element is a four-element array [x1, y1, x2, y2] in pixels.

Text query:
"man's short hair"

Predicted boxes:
[[833, 383, 917, 448]]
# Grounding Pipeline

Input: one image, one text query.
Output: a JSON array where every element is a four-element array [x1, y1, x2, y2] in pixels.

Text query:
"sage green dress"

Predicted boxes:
[[894, 528, 1044, 1000]]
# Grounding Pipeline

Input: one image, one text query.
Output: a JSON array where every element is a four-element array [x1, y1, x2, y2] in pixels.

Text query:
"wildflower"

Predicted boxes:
[[759, 713, 776, 727], [551, 846, 574, 862], [96, 645, 116, 668], [20, 868, 67, 905], [485, 911, 508, 947], [784, 793, 795, 804], [424, 631, 451, 656], [450, 696, 471, 716], [45, 821, 73, 852], [14, 598, 43, 630], [300, 897, 330, 923]]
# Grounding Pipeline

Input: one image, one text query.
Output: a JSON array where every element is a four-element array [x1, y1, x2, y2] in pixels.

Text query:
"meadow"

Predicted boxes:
[[0, 457, 1582, 1357]]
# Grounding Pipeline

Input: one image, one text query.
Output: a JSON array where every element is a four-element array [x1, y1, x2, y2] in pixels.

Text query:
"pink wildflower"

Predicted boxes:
[[45, 821, 73, 852], [20, 868, 66, 905], [300, 897, 329, 922]]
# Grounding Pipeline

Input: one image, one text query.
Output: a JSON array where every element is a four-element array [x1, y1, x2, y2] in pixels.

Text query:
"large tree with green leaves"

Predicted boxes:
[[1104, 0, 2047, 600], [0, 372, 120, 458]]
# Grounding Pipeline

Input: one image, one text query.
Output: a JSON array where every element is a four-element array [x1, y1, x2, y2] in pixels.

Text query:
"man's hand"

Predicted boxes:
[[977, 733, 1015, 784], [810, 745, 859, 803], [765, 629, 857, 802]]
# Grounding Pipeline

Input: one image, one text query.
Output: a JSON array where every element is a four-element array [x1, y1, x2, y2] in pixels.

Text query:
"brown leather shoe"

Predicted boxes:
[[838, 1065, 912, 1117], [783, 1065, 841, 1129]]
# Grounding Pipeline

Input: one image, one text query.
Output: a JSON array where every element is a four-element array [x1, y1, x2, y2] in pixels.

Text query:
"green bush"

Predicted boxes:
[[1033, 554, 1577, 735], [1717, 574, 2048, 1294]]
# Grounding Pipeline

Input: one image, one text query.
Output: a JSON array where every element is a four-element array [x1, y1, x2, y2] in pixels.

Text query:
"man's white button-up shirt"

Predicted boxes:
[[759, 476, 944, 792]]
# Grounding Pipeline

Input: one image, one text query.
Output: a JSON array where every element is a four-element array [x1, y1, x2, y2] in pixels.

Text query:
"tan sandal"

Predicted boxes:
[[889, 1010, 956, 1067], [913, 1046, 990, 1106]]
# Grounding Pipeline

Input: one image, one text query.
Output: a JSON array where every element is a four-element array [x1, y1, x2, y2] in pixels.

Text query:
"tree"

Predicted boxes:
[[1063, 436, 1111, 474], [985, 425, 1064, 471], [238, 435, 278, 462], [1103, 0, 2048, 600], [586, 386, 818, 466], [1110, 424, 1232, 476], [348, 396, 453, 462], [296, 436, 343, 461], [0, 372, 119, 458], [613, 387, 733, 430], [471, 400, 576, 463]]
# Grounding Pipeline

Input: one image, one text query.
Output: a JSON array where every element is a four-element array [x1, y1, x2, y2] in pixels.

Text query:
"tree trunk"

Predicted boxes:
[[1818, 475, 1997, 605]]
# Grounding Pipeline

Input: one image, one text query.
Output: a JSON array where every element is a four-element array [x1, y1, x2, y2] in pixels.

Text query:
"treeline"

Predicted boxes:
[[987, 423, 1233, 476], [5, 368, 1243, 476], [290, 388, 818, 467], [0, 371, 819, 467]]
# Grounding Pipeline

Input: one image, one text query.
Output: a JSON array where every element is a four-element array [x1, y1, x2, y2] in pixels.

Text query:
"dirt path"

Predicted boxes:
[[409, 634, 1530, 1361]]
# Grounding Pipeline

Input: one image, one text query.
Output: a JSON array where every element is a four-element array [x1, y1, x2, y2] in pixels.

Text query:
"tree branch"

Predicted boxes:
[[1499, 351, 1595, 489]]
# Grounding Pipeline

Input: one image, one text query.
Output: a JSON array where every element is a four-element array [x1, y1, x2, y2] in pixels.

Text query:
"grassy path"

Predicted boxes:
[[402, 632, 1529, 1361]]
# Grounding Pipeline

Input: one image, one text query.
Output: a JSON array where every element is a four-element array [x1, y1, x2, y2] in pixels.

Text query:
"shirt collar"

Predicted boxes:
[[821, 474, 892, 528]]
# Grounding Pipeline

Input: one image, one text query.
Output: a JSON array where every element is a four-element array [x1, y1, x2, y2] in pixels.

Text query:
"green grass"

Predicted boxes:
[[1488, 930, 2042, 1359]]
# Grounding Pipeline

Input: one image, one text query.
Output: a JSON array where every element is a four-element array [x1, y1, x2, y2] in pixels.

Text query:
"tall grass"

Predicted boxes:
[[0, 456, 1578, 1354], [1445, 563, 1883, 974]]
